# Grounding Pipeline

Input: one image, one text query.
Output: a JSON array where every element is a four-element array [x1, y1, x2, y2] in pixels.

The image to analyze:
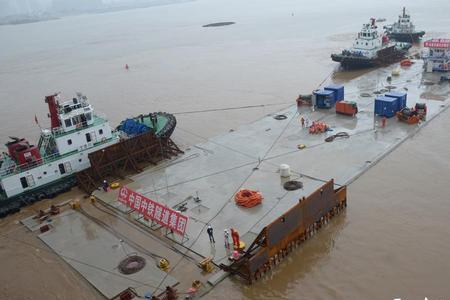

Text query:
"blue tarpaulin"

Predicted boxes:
[[120, 119, 150, 136]]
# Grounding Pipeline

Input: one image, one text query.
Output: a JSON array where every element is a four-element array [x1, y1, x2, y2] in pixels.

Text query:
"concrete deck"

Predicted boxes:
[[34, 61, 450, 296], [99, 61, 450, 268], [36, 210, 178, 299]]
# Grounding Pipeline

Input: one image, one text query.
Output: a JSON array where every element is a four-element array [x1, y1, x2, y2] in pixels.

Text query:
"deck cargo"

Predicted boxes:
[[313, 90, 335, 109], [385, 91, 407, 110], [374, 96, 399, 118], [336, 101, 358, 116], [324, 84, 345, 102]]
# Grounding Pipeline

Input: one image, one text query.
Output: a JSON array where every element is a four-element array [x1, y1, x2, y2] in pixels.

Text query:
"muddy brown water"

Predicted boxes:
[[1, 0, 450, 299]]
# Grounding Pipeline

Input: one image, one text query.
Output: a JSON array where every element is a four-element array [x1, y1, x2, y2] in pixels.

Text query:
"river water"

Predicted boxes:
[[0, 0, 450, 299]]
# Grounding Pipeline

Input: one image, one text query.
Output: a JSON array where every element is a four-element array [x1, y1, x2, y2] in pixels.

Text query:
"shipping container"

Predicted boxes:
[[324, 84, 345, 102], [385, 91, 407, 110], [336, 101, 358, 116], [374, 96, 398, 118], [313, 90, 335, 109]]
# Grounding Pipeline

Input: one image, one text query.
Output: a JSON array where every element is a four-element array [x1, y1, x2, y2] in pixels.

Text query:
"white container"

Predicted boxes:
[[279, 164, 291, 178]]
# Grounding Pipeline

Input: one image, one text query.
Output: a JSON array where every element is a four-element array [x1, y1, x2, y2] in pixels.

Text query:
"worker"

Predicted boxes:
[[300, 116, 305, 127], [125, 64, 129, 70], [165, 286, 177, 300], [102, 180, 109, 192], [381, 117, 387, 128], [231, 228, 240, 249], [206, 225, 215, 243], [224, 229, 230, 249]]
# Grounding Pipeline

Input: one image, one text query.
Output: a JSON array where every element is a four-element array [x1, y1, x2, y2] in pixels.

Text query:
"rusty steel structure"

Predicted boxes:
[[221, 179, 347, 283], [76, 132, 182, 193]]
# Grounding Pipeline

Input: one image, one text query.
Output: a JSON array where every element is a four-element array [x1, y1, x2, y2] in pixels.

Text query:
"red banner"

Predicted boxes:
[[118, 186, 188, 236], [424, 39, 450, 49]]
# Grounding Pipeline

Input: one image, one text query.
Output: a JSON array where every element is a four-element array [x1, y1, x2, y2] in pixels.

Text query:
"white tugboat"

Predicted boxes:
[[0, 93, 179, 218], [384, 7, 425, 43], [331, 18, 409, 69], [423, 39, 450, 72], [0, 93, 120, 216]]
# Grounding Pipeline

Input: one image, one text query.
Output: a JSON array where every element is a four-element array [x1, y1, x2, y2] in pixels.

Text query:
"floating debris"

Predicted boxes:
[[203, 22, 235, 27]]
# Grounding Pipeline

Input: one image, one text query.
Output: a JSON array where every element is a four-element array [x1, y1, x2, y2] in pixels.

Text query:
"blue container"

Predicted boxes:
[[374, 96, 398, 118], [314, 89, 335, 109], [324, 84, 345, 102], [385, 91, 407, 110]]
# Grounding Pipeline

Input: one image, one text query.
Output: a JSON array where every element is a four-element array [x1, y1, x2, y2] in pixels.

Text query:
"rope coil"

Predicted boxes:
[[235, 190, 263, 208]]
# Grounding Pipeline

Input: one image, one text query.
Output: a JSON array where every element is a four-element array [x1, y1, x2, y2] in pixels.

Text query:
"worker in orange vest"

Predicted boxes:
[[231, 228, 240, 249]]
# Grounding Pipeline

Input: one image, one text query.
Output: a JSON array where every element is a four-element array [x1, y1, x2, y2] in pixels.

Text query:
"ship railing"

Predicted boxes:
[[94, 112, 107, 121], [52, 121, 91, 137], [0, 152, 62, 178]]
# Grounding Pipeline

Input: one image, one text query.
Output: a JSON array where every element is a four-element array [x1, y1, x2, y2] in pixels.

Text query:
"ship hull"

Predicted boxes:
[[331, 54, 377, 69], [387, 31, 425, 43], [332, 46, 407, 70], [0, 176, 77, 218]]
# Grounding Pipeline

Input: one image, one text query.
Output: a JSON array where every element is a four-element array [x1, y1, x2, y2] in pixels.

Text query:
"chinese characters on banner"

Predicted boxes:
[[424, 39, 450, 48], [118, 186, 188, 236]]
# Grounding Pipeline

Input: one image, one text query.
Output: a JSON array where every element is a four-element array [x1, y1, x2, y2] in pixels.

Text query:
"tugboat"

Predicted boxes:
[[384, 7, 425, 43], [331, 18, 409, 69], [0, 93, 177, 218]]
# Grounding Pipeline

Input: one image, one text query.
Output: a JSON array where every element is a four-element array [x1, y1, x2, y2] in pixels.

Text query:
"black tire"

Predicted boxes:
[[37, 192, 47, 201]]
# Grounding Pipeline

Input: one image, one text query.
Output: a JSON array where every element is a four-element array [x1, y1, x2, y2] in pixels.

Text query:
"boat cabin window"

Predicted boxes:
[[67, 139, 72, 145], [20, 175, 35, 189], [64, 119, 72, 127], [72, 116, 80, 126], [58, 162, 72, 174], [20, 177, 28, 188], [85, 113, 92, 121], [85, 133, 92, 142], [64, 162, 72, 172], [99, 129, 103, 135]]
